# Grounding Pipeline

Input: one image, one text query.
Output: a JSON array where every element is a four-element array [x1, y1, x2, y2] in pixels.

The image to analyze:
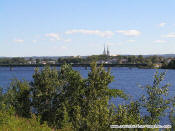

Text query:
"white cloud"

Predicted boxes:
[[127, 40, 136, 43], [32, 40, 37, 43], [13, 39, 24, 43], [64, 39, 72, 43], [107, 42, 122, 46], [61, 46, 68, 50], [107, 42, 115, 46], [153, 40, 167, 43], [65, 29, 114, 38], [164, 33, 175, 38], [159, 22, 166, 27], [45, 33, 61, 41], [116, 30, 141, 36], [52, 45, 68, 51]]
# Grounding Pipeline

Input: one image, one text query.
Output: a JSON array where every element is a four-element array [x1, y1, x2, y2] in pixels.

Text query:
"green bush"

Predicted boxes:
[[0, 111, 53, 131]]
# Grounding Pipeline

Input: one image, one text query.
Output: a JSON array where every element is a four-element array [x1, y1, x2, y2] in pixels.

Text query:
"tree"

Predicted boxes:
[[169, 97, 175, 130], [79, 63, 127, 130], [31, 66, 61, 124], [138, 55, 144, 63], [165, 60, 175, 69], [5, 79, 31, 117], [112, 101, 144, 126], [56, 64, 84, 129], [140, 71, 170, 124], [36, 58, 41, 64]]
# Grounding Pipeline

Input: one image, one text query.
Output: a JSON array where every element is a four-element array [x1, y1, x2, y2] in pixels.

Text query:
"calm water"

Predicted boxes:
[[0, 67, 175, 124]]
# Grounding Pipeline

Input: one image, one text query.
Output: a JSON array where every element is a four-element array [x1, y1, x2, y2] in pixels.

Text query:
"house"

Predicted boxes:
[[97, 60, 105, 64], [41, 61, 47, 65], [31, 60, 36, 64], [27, 61, 32, 64], [118, 59, 128, 64], [48, 61, 56, 64], [153, 63, 162, 68], [167, 58, 173, 63]]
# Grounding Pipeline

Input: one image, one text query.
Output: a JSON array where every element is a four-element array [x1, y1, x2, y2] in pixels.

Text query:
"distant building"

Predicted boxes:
[[103, 44, 106, 55], [48, 61, 56, 64], [102, 44, 110, 56], [153, 63, 162, 68], [110, 54, 119, 56], [41, 61, 47, 65], [73, 55, 81, 58], [167, 58, 173, 63], [27, 61, 32, 64], [31, 60, 36, 64]]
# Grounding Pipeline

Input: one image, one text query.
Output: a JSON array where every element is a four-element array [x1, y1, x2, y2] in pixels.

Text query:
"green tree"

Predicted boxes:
[[5, 79, 31, 117], [169, 97, 175, 130], [112, 101, 144, 126], [52, 63, 126, 130], [56, 64, 84, 129], [36, 58, 41, 64], [140, 71, 170, 124], [79, 63, 127, 131], [31, 66, 61, 124]]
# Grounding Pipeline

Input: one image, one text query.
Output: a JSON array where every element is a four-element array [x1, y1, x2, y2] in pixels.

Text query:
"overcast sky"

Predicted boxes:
[[1, 0, 175, 56]]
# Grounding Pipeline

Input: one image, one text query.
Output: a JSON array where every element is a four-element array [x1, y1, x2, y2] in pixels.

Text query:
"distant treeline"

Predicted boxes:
[[0, 63, 175, 130], [162, 59, 175, 69], [0, 55, 174, 68]]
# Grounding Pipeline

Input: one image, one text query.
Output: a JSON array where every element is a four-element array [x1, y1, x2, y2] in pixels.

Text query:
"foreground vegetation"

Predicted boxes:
[[0, 63, 175, 130]]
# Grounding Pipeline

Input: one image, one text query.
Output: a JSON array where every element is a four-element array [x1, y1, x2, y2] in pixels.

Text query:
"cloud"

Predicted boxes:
[[159, 22, 166, 27], [61, 46, 68, 50], [52, 45, 68, 51], [107, 42, 122, 46], [116, 30, 141, 36], [164, 33, 175, 38], [32, 40, 37, 43], [153, 40, 167, 43], [65, 29, 114, 38], [64, 39, 72, 43], [127, 40, 136, 43], [45, 33, 61, 41], [14, 39, 24, 43]]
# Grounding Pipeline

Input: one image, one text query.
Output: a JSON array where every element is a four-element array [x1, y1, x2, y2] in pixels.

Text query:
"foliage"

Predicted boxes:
[[5, 79, 31, 117], [0, 55, 170, 69], [169, 97, 175, 130], [0, 63, 174, 130], [0, 110, 55, 131], [164, 59, 175, 69], [79, 63, 126, 130], [0, 57, 26, 64], [140, 71, 170, 124], [112, 101, 144, 125], [31, 66, 61, 124]]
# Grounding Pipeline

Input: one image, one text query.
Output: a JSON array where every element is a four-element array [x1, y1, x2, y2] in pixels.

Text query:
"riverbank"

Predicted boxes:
[[0, 63, 147, 67]]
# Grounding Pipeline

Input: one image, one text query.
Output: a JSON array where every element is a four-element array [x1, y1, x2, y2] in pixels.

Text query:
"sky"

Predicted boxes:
[[1, 0, 175, 57]]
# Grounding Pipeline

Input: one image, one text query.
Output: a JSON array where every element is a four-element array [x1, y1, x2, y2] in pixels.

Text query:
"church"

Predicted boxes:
[[103, 44, 110, 56]]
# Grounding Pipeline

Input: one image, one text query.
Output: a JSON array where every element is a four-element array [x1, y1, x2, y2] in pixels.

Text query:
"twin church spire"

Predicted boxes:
[[103, 44, 110, 56]]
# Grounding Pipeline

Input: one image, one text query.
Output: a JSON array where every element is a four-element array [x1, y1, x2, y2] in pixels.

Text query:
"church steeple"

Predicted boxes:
[[102, 43, 110, 56], [103, 44, 106, 55], [107, 45, 110, 56]]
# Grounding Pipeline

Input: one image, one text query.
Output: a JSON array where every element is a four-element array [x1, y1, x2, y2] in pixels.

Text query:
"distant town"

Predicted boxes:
[[0, 45, 175, 69]]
